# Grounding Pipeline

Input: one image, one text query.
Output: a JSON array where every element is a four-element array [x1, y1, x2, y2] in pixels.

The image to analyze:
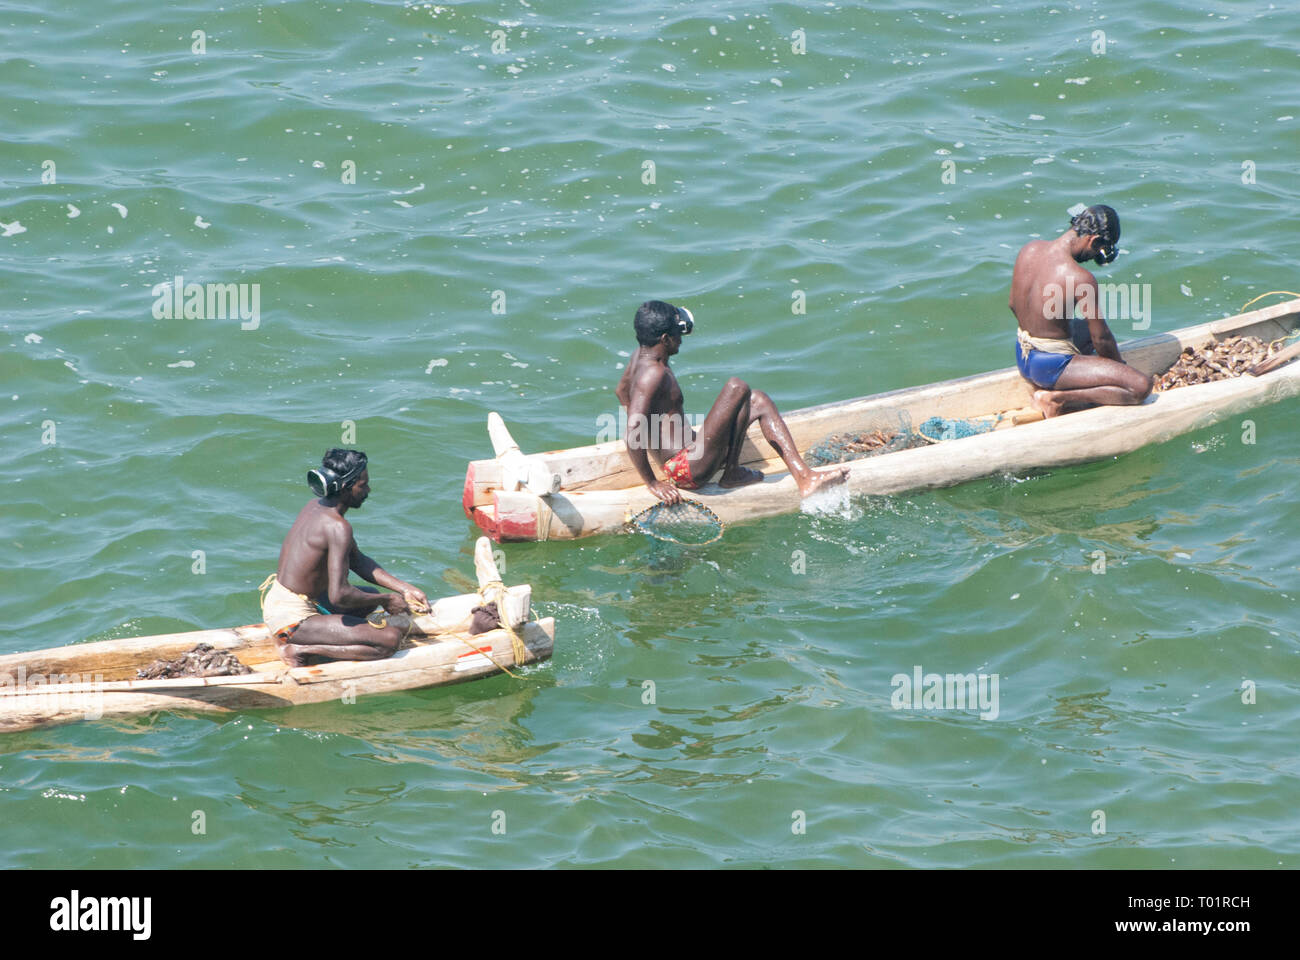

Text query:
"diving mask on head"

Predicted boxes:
[[676, 306, 694, 336], [1093, 241, 1118, 265], [307, 456, 367, 497]]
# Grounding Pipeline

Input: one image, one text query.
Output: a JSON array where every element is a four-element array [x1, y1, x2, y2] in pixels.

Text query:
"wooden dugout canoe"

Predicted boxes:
[[0, 539, 555, 734], [463, 297, 1300, 542]]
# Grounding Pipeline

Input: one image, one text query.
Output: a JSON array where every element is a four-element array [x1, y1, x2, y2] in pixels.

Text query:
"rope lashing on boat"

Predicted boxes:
[[382, 581, 529, 679], [388, 582, 524, 679], [534, 495, 553, 542], [478, 578, 530, 668], [403, 583, 523, 679]]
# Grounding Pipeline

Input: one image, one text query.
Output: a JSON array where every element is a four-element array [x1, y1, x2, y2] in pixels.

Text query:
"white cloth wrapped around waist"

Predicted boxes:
[[259, 575, 321, 636], [1017, 327, 1081, 356]]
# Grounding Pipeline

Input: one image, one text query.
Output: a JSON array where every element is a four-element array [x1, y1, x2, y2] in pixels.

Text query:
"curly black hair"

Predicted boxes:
[[322, 448, 367, 487], [1070, 204, 1120, 264]]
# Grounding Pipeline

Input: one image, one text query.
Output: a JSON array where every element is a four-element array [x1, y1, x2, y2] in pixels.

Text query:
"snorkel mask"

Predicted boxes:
[[1093, 240, 1118, 266], [676, 306, 694, 336], [307, 455, 367, 497]]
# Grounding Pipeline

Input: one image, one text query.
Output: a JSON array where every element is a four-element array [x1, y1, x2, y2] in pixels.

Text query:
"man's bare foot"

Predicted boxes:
[[718, 464, 765, 488], [1031, 389, 1066, 419], [278, 643, 308, 667], [796, 465, 849, 497]]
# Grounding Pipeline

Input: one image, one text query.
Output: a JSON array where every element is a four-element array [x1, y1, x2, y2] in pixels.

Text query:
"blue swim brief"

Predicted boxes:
[[1015, 340, 1074, 389]]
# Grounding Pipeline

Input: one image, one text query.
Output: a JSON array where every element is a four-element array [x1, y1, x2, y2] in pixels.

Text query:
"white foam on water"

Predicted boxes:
[[800, 482, 853, 518]]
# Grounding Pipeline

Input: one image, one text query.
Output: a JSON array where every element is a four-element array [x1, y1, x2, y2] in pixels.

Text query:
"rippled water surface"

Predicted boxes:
[[2, 1, 1298, 868]]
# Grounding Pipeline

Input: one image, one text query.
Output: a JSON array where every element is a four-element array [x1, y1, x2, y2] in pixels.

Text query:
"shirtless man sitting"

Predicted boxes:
[[259, 448, 430, 666], [614, 300, 848, 505], [1009, 204, 1153, 418]]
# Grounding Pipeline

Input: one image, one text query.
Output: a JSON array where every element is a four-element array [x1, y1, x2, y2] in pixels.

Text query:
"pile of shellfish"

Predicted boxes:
[[1154, 335, 1280, 391]]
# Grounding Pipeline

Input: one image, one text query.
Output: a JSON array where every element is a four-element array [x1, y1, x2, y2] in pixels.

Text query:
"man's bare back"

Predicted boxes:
[[276, 498, 360, 601], [1009, 239, 1103, 342]]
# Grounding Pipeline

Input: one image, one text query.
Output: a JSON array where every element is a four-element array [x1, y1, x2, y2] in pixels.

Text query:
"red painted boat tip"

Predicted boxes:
[[470, 507, 502, 542], [493, 491, 539, 542]]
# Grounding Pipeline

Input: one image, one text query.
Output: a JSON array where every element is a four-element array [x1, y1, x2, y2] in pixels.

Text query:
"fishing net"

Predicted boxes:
[[916, 415, 996, 442], [805, 409, 1006, 465], [1154, 335, 1289, 391], [805, 428, 927, 466], [629, 498, 725, 546]]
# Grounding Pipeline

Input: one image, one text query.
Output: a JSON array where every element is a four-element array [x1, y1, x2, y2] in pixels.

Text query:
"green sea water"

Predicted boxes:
[[2, 0, 1298, 868]]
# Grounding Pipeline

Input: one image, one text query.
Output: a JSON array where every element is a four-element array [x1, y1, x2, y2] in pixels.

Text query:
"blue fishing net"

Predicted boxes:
[[916, 416, 996, 442]]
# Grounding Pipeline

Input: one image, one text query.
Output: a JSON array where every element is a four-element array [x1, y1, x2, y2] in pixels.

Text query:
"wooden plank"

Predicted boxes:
[[0, 671, 285, 697]]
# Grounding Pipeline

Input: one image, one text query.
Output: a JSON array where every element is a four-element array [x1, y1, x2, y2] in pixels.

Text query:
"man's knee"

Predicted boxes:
[[750, 389, 774, 413], [370, 627, 402, 653], [1130, 370, 1154, 400], [723, 376, 750, 396]]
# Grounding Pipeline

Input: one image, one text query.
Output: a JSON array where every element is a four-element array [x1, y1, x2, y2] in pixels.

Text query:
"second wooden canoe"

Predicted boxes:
[[462, 297, 1300, 541]]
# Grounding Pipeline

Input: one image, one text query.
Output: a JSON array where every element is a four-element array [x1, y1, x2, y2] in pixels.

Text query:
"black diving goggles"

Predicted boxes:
[[307, 457, 367, 497]]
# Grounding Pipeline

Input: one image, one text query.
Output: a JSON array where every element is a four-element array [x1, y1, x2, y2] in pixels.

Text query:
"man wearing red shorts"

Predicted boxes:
[[614, 300, 847, 505]]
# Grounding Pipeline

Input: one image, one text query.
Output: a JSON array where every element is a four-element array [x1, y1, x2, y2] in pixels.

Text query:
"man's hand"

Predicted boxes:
[[382, 592, 412, 615], [401, 586, 430, 614], [648, 480, 683, 505]]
